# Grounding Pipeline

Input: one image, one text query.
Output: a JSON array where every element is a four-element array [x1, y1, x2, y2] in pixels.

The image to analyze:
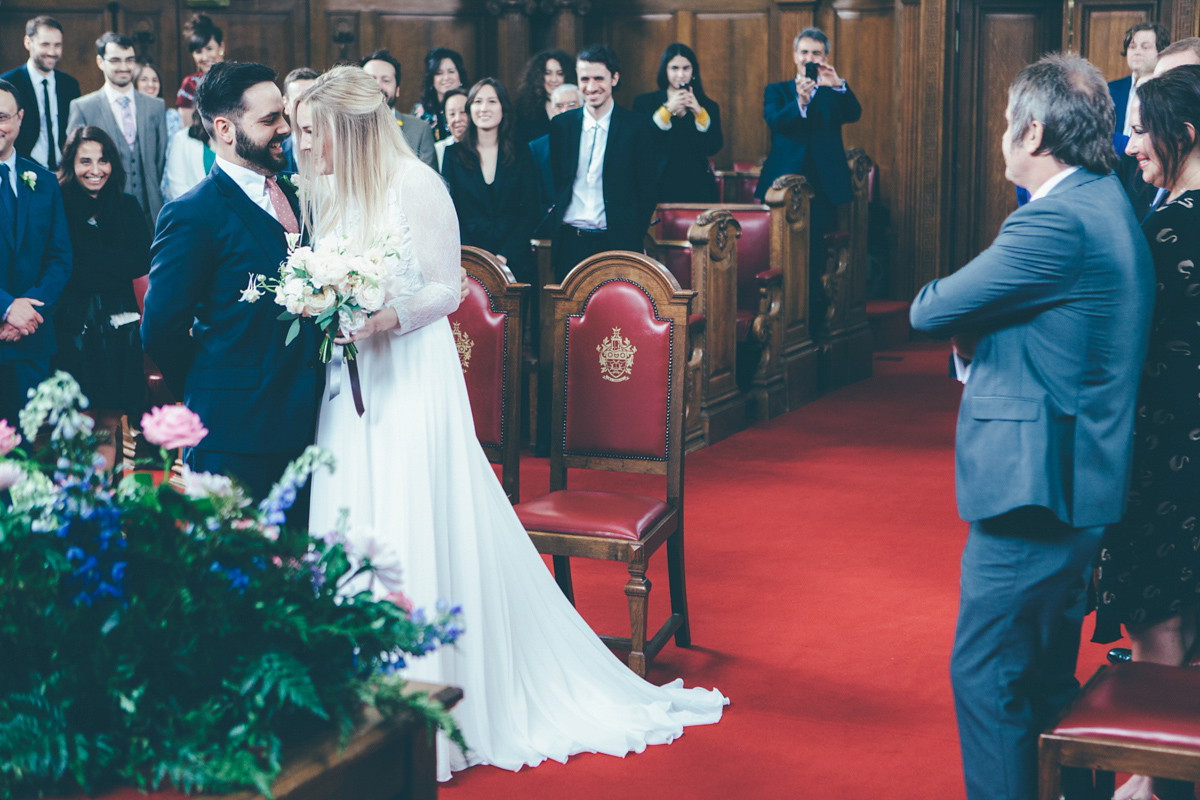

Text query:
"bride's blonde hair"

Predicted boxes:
[[295, 65, 417, 246]]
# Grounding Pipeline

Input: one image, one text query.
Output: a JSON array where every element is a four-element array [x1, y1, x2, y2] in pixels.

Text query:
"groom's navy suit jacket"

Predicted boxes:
[[910, 169, 1153, 528], [142, 166, 320, 456]]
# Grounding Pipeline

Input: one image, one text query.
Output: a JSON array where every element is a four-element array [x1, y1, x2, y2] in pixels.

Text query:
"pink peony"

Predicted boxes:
[[0, 419, 20, 456], [384, 590, 414, 613], [140, 405, 209, 450]]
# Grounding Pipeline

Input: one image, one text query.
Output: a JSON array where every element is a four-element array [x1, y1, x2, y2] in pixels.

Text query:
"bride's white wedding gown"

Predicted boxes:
[[308, 161, 727, 781]]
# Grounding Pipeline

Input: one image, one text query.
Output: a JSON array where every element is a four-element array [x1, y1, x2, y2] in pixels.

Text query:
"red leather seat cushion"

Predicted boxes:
[[736, 310, 753, 342], [515, 490, 672, 541], [448, 278, 508, 448], [1054, 663, 1200, 749], [731, 210, 770, 313], [658, 209, 699, 242], [133, 275, 149, 313]]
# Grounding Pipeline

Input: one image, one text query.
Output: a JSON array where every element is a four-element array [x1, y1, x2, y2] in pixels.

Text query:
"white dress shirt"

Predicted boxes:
[[103, 82, 138, 142], [561, 103, 613, 230], [1123, 80, 1138, 138], [953, 165, 1081, 383], [215, 155, 279, 222], [28, 61, 56, 168]]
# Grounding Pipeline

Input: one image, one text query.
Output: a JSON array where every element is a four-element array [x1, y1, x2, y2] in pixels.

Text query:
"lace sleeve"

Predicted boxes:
[[387, 161, 462, 335]]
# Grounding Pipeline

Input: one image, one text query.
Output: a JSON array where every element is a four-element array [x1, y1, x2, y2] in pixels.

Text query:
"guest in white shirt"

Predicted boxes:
[[67, 32, 167, 229], [0, 16, 81, 171]]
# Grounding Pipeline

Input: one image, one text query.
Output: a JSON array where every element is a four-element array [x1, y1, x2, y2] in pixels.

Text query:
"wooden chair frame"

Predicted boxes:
[[526, 251, 695, 677], [644, 207, 748, 449], [458, 246, 529, 503], [1039, 665, 1200, 800]]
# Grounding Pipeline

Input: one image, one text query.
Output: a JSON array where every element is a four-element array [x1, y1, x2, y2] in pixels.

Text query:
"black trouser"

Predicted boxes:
[[0, 356, 50, 427], [552, 225, 611, 282]]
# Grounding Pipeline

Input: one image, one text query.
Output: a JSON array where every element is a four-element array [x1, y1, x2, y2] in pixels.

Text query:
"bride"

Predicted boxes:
[[295, 66, 726, 780]]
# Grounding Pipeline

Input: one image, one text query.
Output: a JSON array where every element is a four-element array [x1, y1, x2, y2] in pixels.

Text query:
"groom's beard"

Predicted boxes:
[[235, 125, 289, 174]]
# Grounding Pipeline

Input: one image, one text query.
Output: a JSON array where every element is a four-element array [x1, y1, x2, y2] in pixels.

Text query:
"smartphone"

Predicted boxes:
[[678, 79, 694, 91], [805, 62, 819, 81]]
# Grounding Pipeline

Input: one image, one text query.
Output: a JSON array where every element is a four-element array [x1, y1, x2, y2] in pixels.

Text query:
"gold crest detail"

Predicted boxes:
[[453, 322, 474, 372], [597, 327, 636, 382]]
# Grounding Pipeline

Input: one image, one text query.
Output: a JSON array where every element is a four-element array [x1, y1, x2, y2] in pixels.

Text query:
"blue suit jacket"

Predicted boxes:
[[0, 66, 80, 165], [141, 166, 321, 454], [1109, 76, 1133, 137], [0, 158, 72, 362], [755, 80, 861, 204], [910, 169, 1154, 528]]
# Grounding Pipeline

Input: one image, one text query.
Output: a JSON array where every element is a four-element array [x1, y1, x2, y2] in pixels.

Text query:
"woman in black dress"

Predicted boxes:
[[412, 47, 468, 142], [514, 50, 576, 144], [55, 126, 150, 468], [1095, 65, 1200, 800], [440, 78, 537, 284], [632, 43, 722, 203]]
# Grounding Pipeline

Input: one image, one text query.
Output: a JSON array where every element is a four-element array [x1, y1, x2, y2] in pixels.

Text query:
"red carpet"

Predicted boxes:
[[446, 342, 1115, 799]]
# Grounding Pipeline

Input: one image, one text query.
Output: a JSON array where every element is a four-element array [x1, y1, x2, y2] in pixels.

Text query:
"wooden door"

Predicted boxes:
[[949, 0, 1061, 271]]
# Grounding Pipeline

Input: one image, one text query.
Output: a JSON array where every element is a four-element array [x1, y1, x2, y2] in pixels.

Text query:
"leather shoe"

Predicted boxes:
[[1107, 647, 1132, 664]]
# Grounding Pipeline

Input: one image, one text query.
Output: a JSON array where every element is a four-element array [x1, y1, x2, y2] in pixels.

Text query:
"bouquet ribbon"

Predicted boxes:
[[328, 345, 366, 417]]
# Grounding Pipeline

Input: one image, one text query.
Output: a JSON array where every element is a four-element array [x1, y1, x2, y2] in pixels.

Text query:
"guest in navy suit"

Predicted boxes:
[[755, 28, 861, 326], [0, 16, 80, 172], [141, 62, 320, 503], [548, 44, 660, 281], [1108, 21, 1169, 152], [0, 78, 72, 425], [911, 54, 1154, 800]]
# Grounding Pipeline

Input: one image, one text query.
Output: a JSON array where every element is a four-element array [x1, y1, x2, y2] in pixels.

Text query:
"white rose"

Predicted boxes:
[[278, 277, 308, 315], [357, 281, 387, 312], [304, 288, 337, 316], [308, 251, 348, 287], [339, 309, 368, 334]]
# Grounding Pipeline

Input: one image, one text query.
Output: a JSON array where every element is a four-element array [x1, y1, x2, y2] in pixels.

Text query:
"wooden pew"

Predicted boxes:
[[811, 149, 874, 391], [645, 208, 747, 450]]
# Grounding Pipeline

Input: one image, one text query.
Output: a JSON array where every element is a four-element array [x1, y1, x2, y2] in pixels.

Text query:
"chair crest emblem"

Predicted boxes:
[[597, 327, 636, 383], [452, 322, 474, 372]]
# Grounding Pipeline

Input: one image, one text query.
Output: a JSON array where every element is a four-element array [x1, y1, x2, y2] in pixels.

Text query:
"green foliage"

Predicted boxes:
[[0, 376, 465, 799]]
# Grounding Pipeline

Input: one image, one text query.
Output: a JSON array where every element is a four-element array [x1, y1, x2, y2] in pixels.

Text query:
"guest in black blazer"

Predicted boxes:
[[441, 78, 538, 284], [633, 43, 722, 203], [548, 44, 660, 281], [1, 16, 80, 172]]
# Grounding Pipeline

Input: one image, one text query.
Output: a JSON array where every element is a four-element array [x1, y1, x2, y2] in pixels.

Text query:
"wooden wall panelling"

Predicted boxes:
[[492, 11, 532, 94], [891, 0, 921, 299], [1169, 0, 1197, 38], [199, 1, 309, 89], [695, 12, 771, 168], [1069, 0, 1157, 81], [601, 12, 674, 103], [912, 0, 953, 285], [950, 0, 1059, 272], [775, 1, 822, 85], [372, 10, 484, 114]]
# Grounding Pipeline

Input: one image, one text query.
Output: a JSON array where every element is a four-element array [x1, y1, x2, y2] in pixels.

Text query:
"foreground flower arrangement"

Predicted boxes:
[[0, 374, 464, 799]]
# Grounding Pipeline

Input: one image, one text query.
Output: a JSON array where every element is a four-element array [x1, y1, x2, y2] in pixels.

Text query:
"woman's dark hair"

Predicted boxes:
[[184, 13, 223, 54], [516, 50, 575, 121], [655, 43, 709, 103], [58, 125, 126, 204], [420, 47, 468, 116], [456, 78, 517, 168], [1137, 65, 1200, 190]]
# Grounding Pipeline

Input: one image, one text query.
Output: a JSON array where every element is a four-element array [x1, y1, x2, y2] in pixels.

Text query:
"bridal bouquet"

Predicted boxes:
[[0, 374, 466, 798], [240, 232, 403, 364]]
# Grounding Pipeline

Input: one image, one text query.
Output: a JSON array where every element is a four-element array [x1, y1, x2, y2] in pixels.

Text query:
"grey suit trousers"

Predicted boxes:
[[951, 506, 1103, 800]]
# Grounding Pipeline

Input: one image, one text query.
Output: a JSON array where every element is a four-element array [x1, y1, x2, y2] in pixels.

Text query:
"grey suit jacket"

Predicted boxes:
[[394, 109, 436, 169], [66, 87, 167, 222], [910, 169, 1154, 528]]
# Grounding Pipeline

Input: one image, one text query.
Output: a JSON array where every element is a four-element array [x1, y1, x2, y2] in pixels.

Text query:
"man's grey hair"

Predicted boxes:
[[551, 83, 580, 101], [794, 28, 830, 55], [1007, 53, 1117, 174]]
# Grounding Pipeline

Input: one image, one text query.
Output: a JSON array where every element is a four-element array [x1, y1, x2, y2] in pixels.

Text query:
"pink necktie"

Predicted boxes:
[[266, 176, 299, 234], [117, 95, 136, 146]]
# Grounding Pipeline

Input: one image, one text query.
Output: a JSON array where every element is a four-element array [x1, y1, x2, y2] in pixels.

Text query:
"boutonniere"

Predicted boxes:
[[277, 173, 298, 193], [20, 171, 36, 191]]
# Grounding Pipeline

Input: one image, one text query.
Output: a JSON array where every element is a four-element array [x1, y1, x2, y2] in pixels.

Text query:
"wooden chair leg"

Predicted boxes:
[[1038, 739, 1062, 800], [552, 555, 575, 605], [666, 528, 691, 647], [625, 562, 650, 677]]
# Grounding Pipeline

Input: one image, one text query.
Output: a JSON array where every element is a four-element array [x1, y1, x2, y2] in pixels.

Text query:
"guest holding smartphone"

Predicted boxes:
[[441, 78, 537, 283], [633, 43, 722, 202]]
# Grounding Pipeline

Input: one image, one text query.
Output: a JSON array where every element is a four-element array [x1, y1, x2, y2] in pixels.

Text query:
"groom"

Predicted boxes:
[[142, 62, 320, 502]]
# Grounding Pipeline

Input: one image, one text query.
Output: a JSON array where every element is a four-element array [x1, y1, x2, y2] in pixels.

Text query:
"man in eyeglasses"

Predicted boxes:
[[66, 32, 167, 229]]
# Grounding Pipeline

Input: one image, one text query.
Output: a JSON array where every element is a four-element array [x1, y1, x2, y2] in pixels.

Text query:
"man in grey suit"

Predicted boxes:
[[910, 54, 1154, 800], [66, 32, 167, 229], [360, 49, 436, 169]]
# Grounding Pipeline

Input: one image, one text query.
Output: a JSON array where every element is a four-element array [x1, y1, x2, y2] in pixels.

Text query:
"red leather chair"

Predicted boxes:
[[514, 251, 695, 677], [449, 247, 529, 503], [1039, 662, 1200, 800]]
